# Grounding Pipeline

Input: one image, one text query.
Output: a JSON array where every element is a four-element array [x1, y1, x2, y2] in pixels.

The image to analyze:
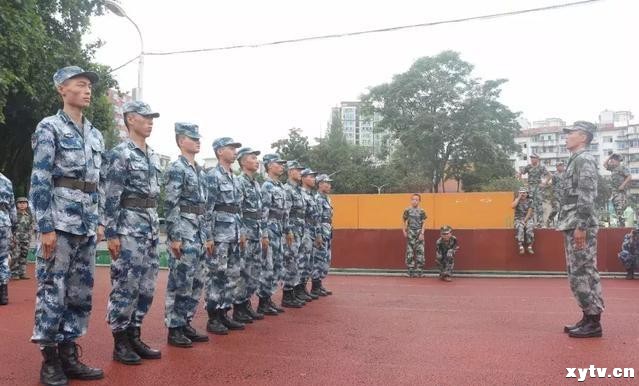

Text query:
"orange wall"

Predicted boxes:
[[332, 192, 515, 230]]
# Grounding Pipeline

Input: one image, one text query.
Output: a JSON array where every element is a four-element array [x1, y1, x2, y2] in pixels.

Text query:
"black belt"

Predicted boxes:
[[122, 197, 157, 208], [290, 208, 305, 219], [243, 211, 262, 220], [268, 211, 284, 221], [214, 204, 240, 214], [181, 204, 205, 215], [54, 177, 97, 193]]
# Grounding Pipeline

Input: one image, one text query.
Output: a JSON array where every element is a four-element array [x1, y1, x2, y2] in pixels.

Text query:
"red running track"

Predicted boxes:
[[1, 266, 638, 385]]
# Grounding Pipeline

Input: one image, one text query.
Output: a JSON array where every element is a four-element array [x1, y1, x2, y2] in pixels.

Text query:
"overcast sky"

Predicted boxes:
[[87, 0, 638, 160]]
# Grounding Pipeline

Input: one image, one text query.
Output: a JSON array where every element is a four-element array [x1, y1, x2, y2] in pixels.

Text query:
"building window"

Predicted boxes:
[[603, 136, 613, 143]]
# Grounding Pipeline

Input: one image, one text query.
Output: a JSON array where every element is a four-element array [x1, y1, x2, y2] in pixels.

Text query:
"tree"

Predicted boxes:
[[271, 128, 311, 166], [0, 0, 118, 195], [363, 51, 520, 193]]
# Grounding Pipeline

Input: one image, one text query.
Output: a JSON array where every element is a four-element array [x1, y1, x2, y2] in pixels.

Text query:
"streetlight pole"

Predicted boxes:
[[103, 0, 144, 100], [371, 184, 389, 194]]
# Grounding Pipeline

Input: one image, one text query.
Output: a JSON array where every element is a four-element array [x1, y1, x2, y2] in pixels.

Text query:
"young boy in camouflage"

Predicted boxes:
[[402, 194, 427, 277], [512, 186, 535, 255], [436, 225, 458, 282], [10, 197, 33, 280], [617, 227, 639, 280]]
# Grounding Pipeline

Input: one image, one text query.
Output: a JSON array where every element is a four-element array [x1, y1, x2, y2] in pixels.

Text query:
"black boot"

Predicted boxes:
[[206, 307, 228, 335], [563, 312, 586, 333], [303, 280, 319, 300], [282, 289, 303, 308], [268, 296, 285, 313], [257, 297, 278, 316], [219, 308, 245, 330], [167, 327, 193, 347], [233, 302, 253, 324], [568, 314, 603, 338], [0, 283, 8, 305], [58, 342, 104, 379], [112, 330, 142, 365], [245, 299, 264, 320], [40, 346, 67, 386], [294, 284, 312, 302], [127, 326, 161, 359], [319, 280, 332, 296], [310, 279, 323, 298], [626, 268, 635, 280], [183, 323, 209, 342]]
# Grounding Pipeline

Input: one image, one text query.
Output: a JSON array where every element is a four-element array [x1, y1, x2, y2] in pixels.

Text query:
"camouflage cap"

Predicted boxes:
[[262, 153, 286, 166], [123, 100, 160, 118], [518, 186, 529, 193], [286, 160, 304, 170], [213, 137, 241, 151], [174, 122, 201, 139], [53, 66, 99, 87], [237, 147, 261, 160], [610, 153, 623, 161], [564, 120, 597, 135], [301, 168, 318, 177], [316, 174, 333, 183], [440, 225, 453, 234], [556, 160, 565, 166], [16, 197, 28, 203]]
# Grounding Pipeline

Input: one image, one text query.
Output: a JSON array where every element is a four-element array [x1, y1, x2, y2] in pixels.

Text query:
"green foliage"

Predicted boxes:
[[479, 177, 523, 192], [363, 51, 520, 193], [0, 0, 117, 192], [271, 128, 310, 166]]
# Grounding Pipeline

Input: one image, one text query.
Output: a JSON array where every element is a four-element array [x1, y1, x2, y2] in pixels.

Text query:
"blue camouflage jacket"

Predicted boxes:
[[260, 176, 288, 237], [206, 164, 242, 243], [0, 173, 17, 230], [315, 192, 333, 240], [238, 172, 267, 240], [284, 180, 305, 236]]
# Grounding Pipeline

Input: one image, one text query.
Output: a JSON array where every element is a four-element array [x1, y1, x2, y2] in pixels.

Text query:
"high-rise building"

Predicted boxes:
[[330, 101, 388, 155]]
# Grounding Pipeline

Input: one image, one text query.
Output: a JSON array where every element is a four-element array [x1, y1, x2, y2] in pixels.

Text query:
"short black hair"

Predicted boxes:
[[411, 193, 421, 201]]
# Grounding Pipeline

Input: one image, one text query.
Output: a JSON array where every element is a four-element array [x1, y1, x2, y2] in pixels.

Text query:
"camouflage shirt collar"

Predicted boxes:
[[241, 172, 256, 181], [178, 154, 199, 170], [56, 109, 91, 129], [125, 138, 154, 156]]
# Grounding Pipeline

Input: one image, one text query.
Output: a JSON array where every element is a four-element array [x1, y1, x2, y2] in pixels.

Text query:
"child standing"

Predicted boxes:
[[10, 197, 32, 280], [402, 193, 427, 277], [436, 225, 458, 282]]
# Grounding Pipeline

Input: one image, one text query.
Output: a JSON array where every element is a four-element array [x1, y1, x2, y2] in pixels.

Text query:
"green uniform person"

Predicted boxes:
[[402, 193, 427, 277]]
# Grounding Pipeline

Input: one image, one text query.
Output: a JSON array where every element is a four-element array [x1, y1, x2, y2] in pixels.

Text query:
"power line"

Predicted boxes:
[[109, 0, 606, 71]]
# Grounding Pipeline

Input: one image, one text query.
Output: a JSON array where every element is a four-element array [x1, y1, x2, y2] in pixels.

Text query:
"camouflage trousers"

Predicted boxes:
[[405, 232, 424, 270], [0, 227, 11, 284], [617, 250, 638, 271], [563, 228, 605, 315], [31, 231, 96, 345], [165, 239, 207, 328], [238, 239, 262, 303], [546, 199, 560, 228], [436, 250, 455, 277], [10, 237, 30, 278], [257, 227, 283, 298], [529, 185, 545, 226], [283, 231, 302, 289], [611, 191, 627, 226], [205, 241, 241, 310], [311, 237, 331, 280], [297, 230, 314, 283], [514, 218, 535, 244], [107, 235, 160, 332]]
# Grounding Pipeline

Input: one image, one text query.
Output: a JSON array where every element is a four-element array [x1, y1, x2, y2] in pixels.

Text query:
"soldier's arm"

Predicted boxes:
[[575, 158, 598, 229], [29, 121, 56, 233], [205, 171, 219, 240], [260, 182, 272, 239], [238, 180, 249, 239], [98, 153, 108, 228], [9, 182, 17, 232], [621, 234, 632, 252], [620, 167, 632, 190], [104, 148, 127, 240], [524, 204, 533, 223], [283, 187, 293, 234], [164, 163, 183, 242], [420, 210, 427, 235]]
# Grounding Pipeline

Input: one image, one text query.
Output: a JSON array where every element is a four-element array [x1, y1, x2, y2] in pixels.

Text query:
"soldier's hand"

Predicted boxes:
[[314, 236, 323, 248], [108, 238, 121, 261], [41, 231, 57, 260], [573, 228, 587, 250], [171, 240, 183, 259], [286, 232, 294, 247], [402, 229, 407, 238], [260, 236, 269, 250], [418, 232, 424, 241], [239, 235, 247, 251], [97, 225, 105, 243], [205, 240, 215, 257]]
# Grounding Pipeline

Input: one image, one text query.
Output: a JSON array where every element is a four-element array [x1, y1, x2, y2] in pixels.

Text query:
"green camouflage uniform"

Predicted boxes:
[[514, 197, 534, 245], [608, 164, 630, 227], [10, 210, 33, 278], [435, 236, 458, 277], [403, 207, 426, 272], [521, 163, 548, 226]]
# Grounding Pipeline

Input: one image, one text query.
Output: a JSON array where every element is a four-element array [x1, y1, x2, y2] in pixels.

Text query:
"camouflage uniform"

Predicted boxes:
[[164, 152, 210, 329], [608, 164, 630, 227], [29, 106, 104, 344], [312, 188, 333, 280], [205, 159, 243, 311], [0, 173, 17, 286], [617, 232, 639, 272], [283, 175, 305, 290], [521, 163, 549, 226], [403, 207, 426, 272], [238, 171, 266, 303], [436, 235, 458, 277], [103, 138, 162, 332], [557, 146, 604, 316], [299, 178, 320, 284], [259, 173, 288, 298], [547, 168, 565, 227], [10, 204, 33, 279], [514, 197, 535, 245]]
